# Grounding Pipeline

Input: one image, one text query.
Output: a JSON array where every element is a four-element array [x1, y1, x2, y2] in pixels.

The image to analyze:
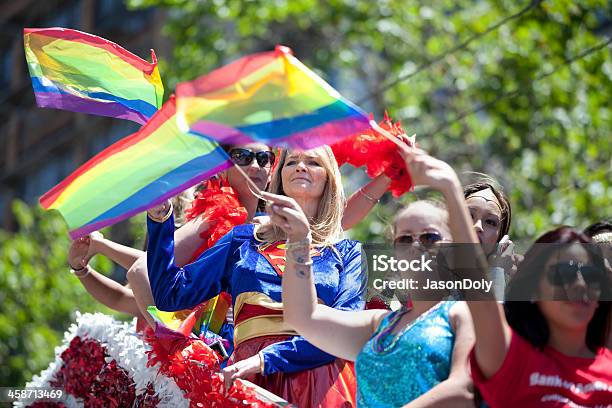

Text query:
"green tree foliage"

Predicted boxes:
[[128, 0, 612, 243], [0, 201, 117, 386]]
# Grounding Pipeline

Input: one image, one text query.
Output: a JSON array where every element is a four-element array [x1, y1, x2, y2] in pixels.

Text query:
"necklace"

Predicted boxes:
[[371, 301, 446, 354]]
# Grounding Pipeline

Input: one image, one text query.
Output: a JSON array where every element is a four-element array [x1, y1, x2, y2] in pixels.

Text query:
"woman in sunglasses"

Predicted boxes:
[[584, 220, 612, 349], [468, 227, 612, 407], [277, 146, 478, 407], [146, 146, 364, 407], [71, 143, 274, 332]]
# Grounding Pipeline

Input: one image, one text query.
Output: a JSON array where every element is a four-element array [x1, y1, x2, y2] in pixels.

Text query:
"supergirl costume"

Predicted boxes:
[[147, 214, 366, 408]]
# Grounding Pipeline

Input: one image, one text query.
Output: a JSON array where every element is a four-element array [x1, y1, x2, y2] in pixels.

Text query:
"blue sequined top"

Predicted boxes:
[[355, 301, 456, 407]]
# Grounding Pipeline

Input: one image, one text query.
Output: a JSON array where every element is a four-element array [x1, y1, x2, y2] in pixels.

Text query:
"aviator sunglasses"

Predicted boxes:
[[229, 148, 275, 167], [546, 260, 604, 287], [394, 232, 444, 248]]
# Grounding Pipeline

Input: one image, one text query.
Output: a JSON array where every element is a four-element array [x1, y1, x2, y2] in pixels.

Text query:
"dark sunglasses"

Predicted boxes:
[[229, 148, 275, 167], [394, 232, 443, 248], [546, 261, 604, 287]]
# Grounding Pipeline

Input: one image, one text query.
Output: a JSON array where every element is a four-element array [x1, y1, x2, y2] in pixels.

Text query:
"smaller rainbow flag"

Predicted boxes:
[[147, 306, 193, 335], [176, 45, 370, 150], [196, 292, 232, 335], [40, 96, 232, 239], [24, 27, 164, 124], [147, 292, 231, 337]]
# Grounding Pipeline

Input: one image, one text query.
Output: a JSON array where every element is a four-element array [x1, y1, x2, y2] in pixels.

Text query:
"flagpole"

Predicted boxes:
[[231, 163, 268, 202], [369, 120, 416, 150]]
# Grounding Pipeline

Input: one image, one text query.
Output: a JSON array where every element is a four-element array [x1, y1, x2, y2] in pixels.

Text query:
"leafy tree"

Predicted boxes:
[[128, 0, 612, 244], [0, 201, 120, 386]]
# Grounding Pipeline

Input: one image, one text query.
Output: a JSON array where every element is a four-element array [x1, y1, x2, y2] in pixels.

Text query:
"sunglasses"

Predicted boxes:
[[229, 148, 275, 167], [546, 261, 604, 287], [394, 232, 444, 248]]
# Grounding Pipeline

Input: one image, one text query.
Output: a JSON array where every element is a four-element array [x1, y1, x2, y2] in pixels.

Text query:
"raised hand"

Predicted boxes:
[[261, 191, 311, 242], [397, 146, 461, 193], [68, 235, 93, 269]]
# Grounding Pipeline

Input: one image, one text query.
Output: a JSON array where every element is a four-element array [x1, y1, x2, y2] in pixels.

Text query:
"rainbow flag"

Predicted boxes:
[[196, 292, 231, 334], [40, 96, 232, 239], [24, 27, 164, 124], [147, 292, 231, 337], [147, 306, 192, 334], [176, 45, 370, 150]]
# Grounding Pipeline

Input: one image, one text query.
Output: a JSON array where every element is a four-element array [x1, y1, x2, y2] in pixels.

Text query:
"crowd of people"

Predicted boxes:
[[67, 139, 612, 407]]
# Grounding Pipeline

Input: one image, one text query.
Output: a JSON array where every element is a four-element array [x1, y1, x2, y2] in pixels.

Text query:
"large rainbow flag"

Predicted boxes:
[[40, 96, 232, 239], [24, 27, 164, 124], [176, 45, 370, 150]]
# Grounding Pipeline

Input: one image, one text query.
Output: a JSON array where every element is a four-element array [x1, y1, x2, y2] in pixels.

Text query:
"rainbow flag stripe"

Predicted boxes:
[[147, 292, 231, 337], [40, 96, 232, 239], [176, 45, 370, 150], [196, 292, 231, 334], [24, 27, 164, 124]]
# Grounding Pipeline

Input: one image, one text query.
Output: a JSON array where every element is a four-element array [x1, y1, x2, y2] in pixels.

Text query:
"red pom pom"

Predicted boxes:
[[134, 383, 160, 408], [82, 360, 136, 408], [50, 336, 106, 398], [331, 113, 414, 197], [49, 336, 141, 407]]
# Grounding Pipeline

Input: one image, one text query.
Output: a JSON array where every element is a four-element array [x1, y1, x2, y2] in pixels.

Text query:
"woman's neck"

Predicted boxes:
[[236, 190, 260, 222], [293, 197, 319, 220], [547, 325, 594, 358]]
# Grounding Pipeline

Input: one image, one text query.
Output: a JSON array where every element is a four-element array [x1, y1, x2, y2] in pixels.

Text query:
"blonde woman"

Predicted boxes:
[[146, 146, 365, 408]]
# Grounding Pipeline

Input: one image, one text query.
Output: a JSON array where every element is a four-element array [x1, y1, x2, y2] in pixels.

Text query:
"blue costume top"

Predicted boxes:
[[355, 301, 456, 407], [147, 214, 366, 376]]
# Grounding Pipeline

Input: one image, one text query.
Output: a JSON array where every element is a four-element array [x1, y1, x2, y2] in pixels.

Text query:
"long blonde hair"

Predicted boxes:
[[255, 146, 345, 246]]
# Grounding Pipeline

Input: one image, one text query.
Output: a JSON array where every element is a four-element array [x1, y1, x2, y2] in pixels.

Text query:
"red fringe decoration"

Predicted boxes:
[[144, 327, 275, 408], [184, 178, 248, 262], [331, 113, 414, 197]]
